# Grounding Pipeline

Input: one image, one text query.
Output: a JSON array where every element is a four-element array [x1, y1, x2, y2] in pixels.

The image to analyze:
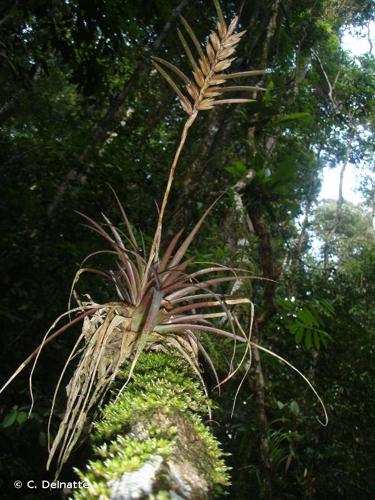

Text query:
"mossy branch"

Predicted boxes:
[[73, 352, 230, 499]]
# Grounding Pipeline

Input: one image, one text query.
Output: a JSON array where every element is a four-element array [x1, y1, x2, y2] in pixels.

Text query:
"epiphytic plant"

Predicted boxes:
[[0, 0, 327, 477]]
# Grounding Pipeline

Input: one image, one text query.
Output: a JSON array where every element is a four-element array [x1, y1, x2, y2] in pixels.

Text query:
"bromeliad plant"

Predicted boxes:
[[49, 196, 258, 476], [0, 0, 327, 478]]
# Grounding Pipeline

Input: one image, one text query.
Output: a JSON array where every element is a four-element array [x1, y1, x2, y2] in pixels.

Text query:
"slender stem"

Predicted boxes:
[[143, 112, 197, 285]]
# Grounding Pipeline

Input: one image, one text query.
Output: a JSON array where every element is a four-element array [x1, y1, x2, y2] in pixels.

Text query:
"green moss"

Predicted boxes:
[[73, 352, 230, 499]]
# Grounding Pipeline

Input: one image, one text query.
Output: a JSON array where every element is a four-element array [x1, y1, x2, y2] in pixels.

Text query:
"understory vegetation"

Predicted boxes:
[[0, 0, 374, 499]]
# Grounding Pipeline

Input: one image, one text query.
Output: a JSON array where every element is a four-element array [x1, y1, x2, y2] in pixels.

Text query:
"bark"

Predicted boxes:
[[250, 212, 281, 499], [260, 0, 281, 69], [47, 0, 189, 217], [220, 4, 282, 496], [295, 199, 312, 260], [252, 325, 273, 499], [323, 127, 353, 271], [252, 210, 279, 325], [231, 174, 277, 499], [73, 352, 229, 500]]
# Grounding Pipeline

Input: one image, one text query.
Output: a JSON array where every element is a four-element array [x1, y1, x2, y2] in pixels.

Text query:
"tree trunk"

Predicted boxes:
[[73, 352, 229, 500], [323, 128, 353, 271], [251, 326, 273, 499], [230, 175, 276, 499]]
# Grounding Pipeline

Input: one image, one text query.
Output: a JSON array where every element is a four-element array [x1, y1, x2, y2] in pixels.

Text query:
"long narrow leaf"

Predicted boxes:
[[193, 334, 221, 391], [213, 98, 255, 105], [152, 61, 187, 101], [169, 297, 250, 315], [213, 0, 226, 30], [152, 56, 191, 85], [0, 307, 99, 397], [168, 292, 226, 304], [169, 196, 222, 269], [220, 85, 266, 92], [158, 228, 184, 272], [177, 29, 200, 75], [108, 185, 139, 251], [180, 16, 206, 63], [164, 275, 254, 300], [219, 70, 268, 79], [154, 323, 245, 342], [142, 289, 164, 334], [251, 341, 328, 426]]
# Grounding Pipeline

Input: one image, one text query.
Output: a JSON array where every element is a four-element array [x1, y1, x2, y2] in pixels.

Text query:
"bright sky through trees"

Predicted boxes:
[[320, 22, 374, 205]]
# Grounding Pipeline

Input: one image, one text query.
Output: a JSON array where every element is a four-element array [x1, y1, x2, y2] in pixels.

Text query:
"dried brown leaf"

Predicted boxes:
[[203, 89, 222, 98], [218, 47, 236, 60], [193, 69, 205, 87], [206, 41, 216, 63], [214, 58, 234, 72], [180, 97, 193, 114], [210, 77, 226, 85], [151, 56, 191, 85], [219, 69, 268, 79], [213, 0, 226, 31], [224, 31, 246, 47], [221, 85, 266, 93], [199, 57, 210, 76], [186, 82, 200, 100], [210, 31, 221, 51], [152, 61, 186, 101], [227, 16, 239, 36], [196, 99, 215, 110], [177, 29, 200, 74], [180, 16, 206, 63], [213, 98, 255, 105], [217, 20, 227, 39]]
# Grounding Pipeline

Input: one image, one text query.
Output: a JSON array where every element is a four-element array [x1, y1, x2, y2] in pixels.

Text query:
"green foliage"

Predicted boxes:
[[74, 352, 230, 499], [271, 112, 311, 125], [225, 160, 248, 179], [312, 199, 375, 268], [0, 0, 374, 498], [280, 298, 334, 350]]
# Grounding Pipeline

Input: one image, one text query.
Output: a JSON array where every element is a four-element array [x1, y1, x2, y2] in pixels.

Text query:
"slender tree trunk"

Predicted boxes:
[[251, 325, 273, 499], [218, 4, 282, 495], [261, 0, 281, 68], [250, 210, 282, 499], [296, 199, 313, 258], [323, 128, 353, 271], [230, 175, 277, 498]]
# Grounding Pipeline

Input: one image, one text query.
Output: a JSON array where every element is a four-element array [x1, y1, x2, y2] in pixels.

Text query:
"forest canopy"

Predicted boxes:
[[0, 0, 374, 499]]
